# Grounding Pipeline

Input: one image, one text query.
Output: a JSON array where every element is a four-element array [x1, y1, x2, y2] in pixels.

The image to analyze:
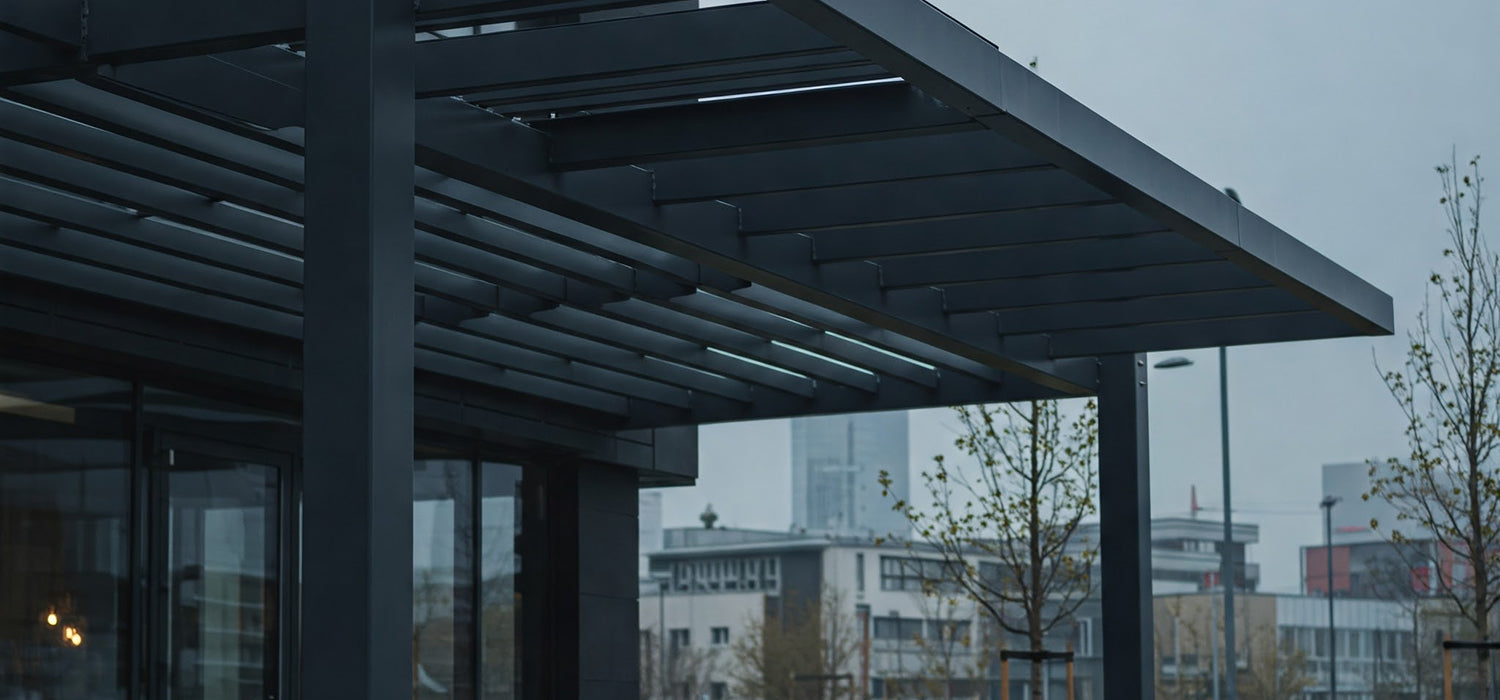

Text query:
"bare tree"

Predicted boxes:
[[1372, 153, 1500, 698], [729, 586, 860, 700], [906, 588, 986, 700], [1238, 623, 1311, 700], [881, 399, 1098, 700], [1154, 597, 1211, 700], [641, 628, 721, 700]]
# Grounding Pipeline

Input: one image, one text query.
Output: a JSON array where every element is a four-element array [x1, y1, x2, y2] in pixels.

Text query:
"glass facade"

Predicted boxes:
[[0, 360, 132, 699], [0, 357, 530, 700]]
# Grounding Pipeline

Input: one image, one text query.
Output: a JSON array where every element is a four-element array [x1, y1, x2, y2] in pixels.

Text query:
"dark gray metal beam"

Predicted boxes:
[[415, 2, 841, 98], [299, 3, 412, 700], [940, 260, 1266, 313], [411, 172, 1012, 399], [0, 1, 80, 46], [1097, 353, 1152, 699], [807, 202, 1162, 261], [1038, 310, 1355, 358], [416, 96, 1097, 396], [534, 305, 818, 399], [417, 0, 665, 25], [0, 275, 641, 451], [875, 232, 1218, 289], [650, 130, 1039, 204], [667, 290, 938, 390], [458, 313, 755, 403], [982, 286, 1306, 336], [540, 82, 981, 170], [472, 59, 883, 120], [99, 49, 308, 130], [767, 0, 1393, 337], [0, 0, 676, 84], [0, 207, 300, 311], [734, 167, 1105, 234], [7, 80, 303, 187], [3, 40, 1084, 400], [0, 89, 905, 410], [417, 323, 691, 409], [0, 94, 303, 218], [415, 347, 630, 419], [0, 232, 303, 337], [0, 137, 303, 253], [601, 297, 878, 393], [0, 174, 301, 285]]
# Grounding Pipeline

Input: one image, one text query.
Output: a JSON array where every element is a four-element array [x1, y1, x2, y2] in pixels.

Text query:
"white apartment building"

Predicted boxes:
[[639, 517, 1258, 699]]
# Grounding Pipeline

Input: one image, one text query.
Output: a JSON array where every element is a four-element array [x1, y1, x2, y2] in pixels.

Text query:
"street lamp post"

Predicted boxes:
[[1320, 496, 1340, 699], [1154, 348, 1239, 699], [652, 573, 671, 700]]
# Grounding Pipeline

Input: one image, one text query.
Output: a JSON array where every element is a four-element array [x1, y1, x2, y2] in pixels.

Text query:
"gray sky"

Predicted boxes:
[[653, 0, 1500, 594]]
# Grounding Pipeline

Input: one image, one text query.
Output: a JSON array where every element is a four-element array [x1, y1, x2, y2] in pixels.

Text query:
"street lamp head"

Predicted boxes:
[[1320, 495, 1341, 509], [1223, 187, 1241, 204], [1153, 356, 1194, 369]]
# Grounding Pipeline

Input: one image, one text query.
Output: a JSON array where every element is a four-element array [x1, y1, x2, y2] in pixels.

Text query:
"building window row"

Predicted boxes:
[[872, 616, 973, 644], [1279, 626, 1413, 662], [880, 556, 954, 592], [670, 556, 779, 593]]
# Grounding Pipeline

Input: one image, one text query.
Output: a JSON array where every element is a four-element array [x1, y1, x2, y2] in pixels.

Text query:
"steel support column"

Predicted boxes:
[[299, 0, 415, 699], [1098, 353, 1153, 698]]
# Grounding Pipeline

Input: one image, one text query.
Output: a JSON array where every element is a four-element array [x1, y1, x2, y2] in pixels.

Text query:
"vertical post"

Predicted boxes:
[[1211, 594, 1221, 700], [301, 0, 414, 697], [659, 579, 668, 700], [1321, 496, 1339, 700], [856, 603, 871, 700], [563, 462, 640, 697], [1066, 644, 1076, 700], [1174, 617, 1182, 695], [1001, 657, 1010, 700], [1099, 354, 1152, 699], [1219, 346, 1238, 700], [1443, 634, 1452, 700]]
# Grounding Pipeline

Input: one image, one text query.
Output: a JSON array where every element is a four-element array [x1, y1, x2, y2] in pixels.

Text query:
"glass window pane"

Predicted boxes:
[[165, 447, 279, 700], [0, 360, 131, 699], [480, 462, 522, 700], [414, 459, 473, 700]]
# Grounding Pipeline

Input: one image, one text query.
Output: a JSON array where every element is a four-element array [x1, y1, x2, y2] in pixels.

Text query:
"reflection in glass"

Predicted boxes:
[[0, 359, 131, 699], [414, 459, 473, 700], [165, 449, 278, 700], [480, 463, 522, 700]]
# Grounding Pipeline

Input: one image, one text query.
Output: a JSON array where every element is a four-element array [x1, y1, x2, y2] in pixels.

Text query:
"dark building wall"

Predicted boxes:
[[780, 549, 826, 619]]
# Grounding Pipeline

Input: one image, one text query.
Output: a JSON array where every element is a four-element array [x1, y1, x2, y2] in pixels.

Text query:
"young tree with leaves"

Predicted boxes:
[[1371, 153, 1500, 698], [881, 399, 1098, 700]]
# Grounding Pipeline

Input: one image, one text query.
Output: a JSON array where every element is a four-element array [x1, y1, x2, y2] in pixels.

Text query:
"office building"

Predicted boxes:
[[791, 411, 909, 538], [1302, 462, 1449, 598], [1155, 592, 1418, 699], [641, 517, 1261, 699]]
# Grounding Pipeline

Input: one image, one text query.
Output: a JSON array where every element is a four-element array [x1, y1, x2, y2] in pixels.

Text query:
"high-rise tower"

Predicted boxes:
[[790, 411, 909, 538]]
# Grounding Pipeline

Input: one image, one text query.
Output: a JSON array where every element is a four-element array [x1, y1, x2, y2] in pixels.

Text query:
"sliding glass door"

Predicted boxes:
[[152, 435, 284, 700]]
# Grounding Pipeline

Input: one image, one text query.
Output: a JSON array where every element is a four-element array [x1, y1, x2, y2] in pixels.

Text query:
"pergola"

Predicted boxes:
[[1, 0, 1391, 697]]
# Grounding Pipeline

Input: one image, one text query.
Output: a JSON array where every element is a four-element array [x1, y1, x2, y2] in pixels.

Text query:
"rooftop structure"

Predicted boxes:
[[0, 0, 1392, 697]]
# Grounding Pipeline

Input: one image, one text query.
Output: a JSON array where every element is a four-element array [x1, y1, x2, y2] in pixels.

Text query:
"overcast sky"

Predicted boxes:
[[651, 0, 1500, 594]]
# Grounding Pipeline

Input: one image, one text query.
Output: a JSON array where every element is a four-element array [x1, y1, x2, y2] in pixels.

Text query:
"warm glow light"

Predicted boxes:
[[45, 611, 58, 626], [69, 632, 83, 647]]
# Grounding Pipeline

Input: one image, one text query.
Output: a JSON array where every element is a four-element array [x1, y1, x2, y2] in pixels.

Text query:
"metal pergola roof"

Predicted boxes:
[[1, 0, 1392, 444]]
